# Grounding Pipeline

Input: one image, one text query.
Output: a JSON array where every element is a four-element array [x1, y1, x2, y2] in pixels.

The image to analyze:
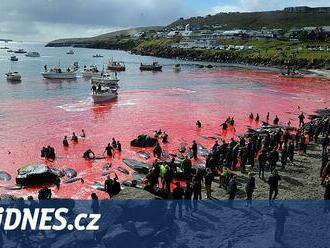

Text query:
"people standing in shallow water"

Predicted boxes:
[[104, 143, 114, 158], [112, 138, 117, 148], [71, 132, 78, 143], [273, 115, 279, 125], [117, 141, 122, 152], [266, 112, 270, 121], [298, 112, 305, 127], [41, 145, 56, 160], [63, 136, 69, 147], [255, 113, 260, 122], [249, 113, 254, 119], [191, 140, 198, 160], [81, 129, 86, 138], [196, 120, 202, 128], [153, 142, 162, 159]]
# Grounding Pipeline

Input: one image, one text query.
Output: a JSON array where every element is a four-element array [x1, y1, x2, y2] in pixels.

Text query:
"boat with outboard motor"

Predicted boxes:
[[41, 65, 77, 79], [139, 62, 162, 71]]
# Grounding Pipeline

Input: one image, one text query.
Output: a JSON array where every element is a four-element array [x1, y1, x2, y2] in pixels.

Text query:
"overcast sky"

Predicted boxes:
[[0, 0, 329, 41]]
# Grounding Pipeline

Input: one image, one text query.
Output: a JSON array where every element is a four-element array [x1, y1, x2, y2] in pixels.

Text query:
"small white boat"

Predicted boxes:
[[91, 82, 119, 103], [42, 66, 77, 79], [10, 56, 18, 61], [92, 88, 118, 103], [91, 72, 119, 85], [25, 51, 40, 57], [66, 50, 74, 55], [14, 49, 27, 54], [173, 64, 181, 72], [93, 54, 103, 58], [6, 71, 21, 81], [82, 65, 102, 78]]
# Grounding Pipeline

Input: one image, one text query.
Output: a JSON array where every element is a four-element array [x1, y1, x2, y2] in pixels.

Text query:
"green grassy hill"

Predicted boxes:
[[168, 10, 330, 30]]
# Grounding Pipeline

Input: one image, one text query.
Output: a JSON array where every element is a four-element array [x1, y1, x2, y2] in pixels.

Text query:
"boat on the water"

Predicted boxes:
[[139, 62, 162, 71], [6, 71, 21, 81], [93, 54, 103, 58], [0, 47, 9, 49], [91, 77, 119, 103], [25, 51, 40, 57], [41, 66, 77, 79], [91, 72, 119, 85], [66, 50, 74, 55], [281, 67, 304, 78], [14, 49, 27, 54], [7, 49, 13, 52], [173, 64, 181, 72], [82, 65, 102, 78], [107, 60, 126, 71], [72, 61, 79, 71], [10, 56, 18, 61]]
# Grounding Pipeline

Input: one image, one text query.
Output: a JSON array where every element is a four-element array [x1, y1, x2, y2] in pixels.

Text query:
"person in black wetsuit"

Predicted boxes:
[[196, 120, 202, 128], [273, 115, 279, 125], [104, 143, 114, 158], [112, 173, 121, 196], [298, 112, 305, 127], [117, 140, 122, 152], [104, 176, 113, 198], [71, 132, 78, 143], [63, 136, 69, 147], [191, 140, 198, 160], [112, 138, 117, 148], [83, 149, 95, 160], [153, 142, 162, 159], [268, 170, 281, 200]]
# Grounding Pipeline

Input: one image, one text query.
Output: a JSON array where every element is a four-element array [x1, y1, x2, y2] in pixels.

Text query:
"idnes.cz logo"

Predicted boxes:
[[0, 207, 101, 231]]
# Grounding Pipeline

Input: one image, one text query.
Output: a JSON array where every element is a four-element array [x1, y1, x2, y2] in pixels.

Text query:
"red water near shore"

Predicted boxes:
[[0, 69, 329, 199]]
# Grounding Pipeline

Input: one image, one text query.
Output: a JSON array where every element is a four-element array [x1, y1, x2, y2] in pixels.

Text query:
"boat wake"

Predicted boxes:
[[57, 98, 92, 112]]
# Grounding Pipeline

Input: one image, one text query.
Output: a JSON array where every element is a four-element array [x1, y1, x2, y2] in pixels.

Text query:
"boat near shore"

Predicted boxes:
[[107, 60, 126, 71], [140, 62, 162, 71], [93, 54, 103, 58], [6, 71, 21, 81], [10, 56, 18, 61], [25, 51, 40, 57], [14, 49, 27, 54], [66, 50, 74, 55], [41, 66, 77, 79]]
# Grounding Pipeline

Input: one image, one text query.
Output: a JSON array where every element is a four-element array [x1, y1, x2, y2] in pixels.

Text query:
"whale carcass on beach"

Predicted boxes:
[[122, 159, 152, 174], [16, 164, 60, 186]]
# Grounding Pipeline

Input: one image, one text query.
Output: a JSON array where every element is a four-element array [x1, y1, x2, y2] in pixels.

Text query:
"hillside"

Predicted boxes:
[[168, 7, 330, 30], [46, 26, 162, 47]]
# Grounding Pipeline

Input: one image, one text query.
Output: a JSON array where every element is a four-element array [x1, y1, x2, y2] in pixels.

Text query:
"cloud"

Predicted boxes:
[[0, 0, 196, 41]]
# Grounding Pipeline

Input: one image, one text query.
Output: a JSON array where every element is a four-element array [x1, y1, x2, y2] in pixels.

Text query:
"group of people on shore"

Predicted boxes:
[[141, 111, 330, 201]]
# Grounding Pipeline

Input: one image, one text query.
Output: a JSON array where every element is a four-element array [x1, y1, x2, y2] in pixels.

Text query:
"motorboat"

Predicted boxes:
[[41, 66, 77, 79], [281, 68, 304, 78], [107, 60, 126, 71], [91, 78, 119, 103], [91, 72, 120, 85], [0, 47, 9, 49], [6, 71, 21, 81], [7, 49, 13, 52], [10, 56, 18, 61], [93, 54, 103, 58], [66, 50, 74, 55], [14, 49, 27, 54], [25, 51, 40, 57], [139, 62, 162, 71], [82, 65, 102, 78], [173, 64, 181, 72], [91, 85, 118, 103]]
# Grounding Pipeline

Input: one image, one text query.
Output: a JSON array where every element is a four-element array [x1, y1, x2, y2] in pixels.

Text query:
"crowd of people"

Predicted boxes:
[[37, 110, 330, 202]]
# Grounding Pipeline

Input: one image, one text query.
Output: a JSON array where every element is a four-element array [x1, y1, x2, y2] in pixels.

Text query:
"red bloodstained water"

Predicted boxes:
[[0, 68, 329, 199]]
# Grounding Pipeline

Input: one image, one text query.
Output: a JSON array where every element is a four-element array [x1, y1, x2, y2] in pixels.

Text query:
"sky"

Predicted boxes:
[[0, 0, 329, 41]]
